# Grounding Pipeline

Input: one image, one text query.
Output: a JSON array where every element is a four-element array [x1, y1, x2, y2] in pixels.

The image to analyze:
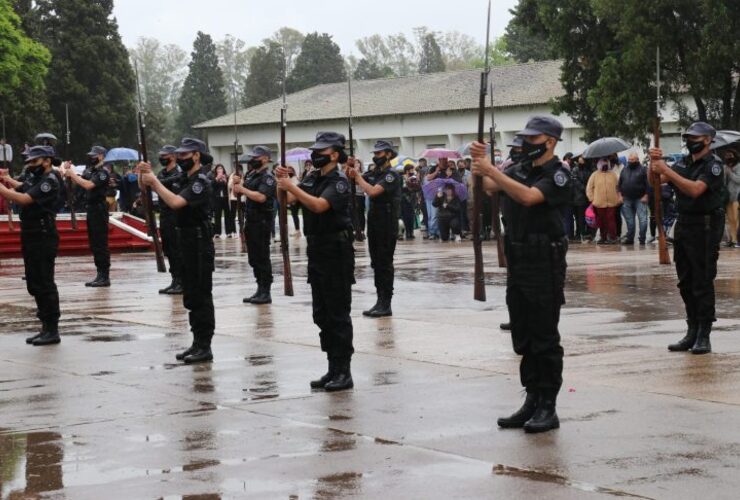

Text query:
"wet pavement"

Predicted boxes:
[[0, 234, 738, 499]]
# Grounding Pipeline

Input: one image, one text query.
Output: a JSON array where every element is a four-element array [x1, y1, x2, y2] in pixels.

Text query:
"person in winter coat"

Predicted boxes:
[[618, 152, 649, 245], [586, 157, 621, 244]]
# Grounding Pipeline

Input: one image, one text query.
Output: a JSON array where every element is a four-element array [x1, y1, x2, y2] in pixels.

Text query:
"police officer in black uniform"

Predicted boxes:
[[275, 132, 356, 392], [0, 146, 62, 346], [156, 145, 186, 295], [233, 146, 277, 305], [348, 140, 401, 317], [139, 138, 216, 364], [63, 145, 111, 287], [650, 122, 726, 355], [471, 116, 570, 434]]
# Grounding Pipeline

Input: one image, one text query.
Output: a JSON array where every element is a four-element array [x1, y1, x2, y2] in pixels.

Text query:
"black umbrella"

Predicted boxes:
[[34, 132, 58, 144], [582, 137, 631, 159], [711, 130, 740, 150]]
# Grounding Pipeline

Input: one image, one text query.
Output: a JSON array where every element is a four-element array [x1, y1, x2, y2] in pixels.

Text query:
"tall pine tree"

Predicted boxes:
[[286, 33, 347, 93], [27, 0, 136, 160], [418, 33, 446, 74], [176, 31, 227, 138], [243, 41, 285, 108]]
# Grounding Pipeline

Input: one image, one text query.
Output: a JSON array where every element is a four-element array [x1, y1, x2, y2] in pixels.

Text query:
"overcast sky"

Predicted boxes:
[[114, 0, 518, 55]]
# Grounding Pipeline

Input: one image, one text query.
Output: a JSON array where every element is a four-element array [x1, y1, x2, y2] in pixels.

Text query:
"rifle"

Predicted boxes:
[[278, 61, 294, 296], [134, 62, 167, 273], [489, 82, 506, 268], [472, 0, 492, 302], [1, 112, 13, 232], [232, 88, 246, 253], [64, 104, 78, 230], [651, 47, 671, 265], [347, 77, 363, 241]]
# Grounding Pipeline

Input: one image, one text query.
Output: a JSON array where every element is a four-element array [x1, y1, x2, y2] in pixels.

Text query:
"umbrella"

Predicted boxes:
[[285, 147, 311, 162], [458, 142, 492, 158], [422, 177, 468, 201], [711, 130, 740, 150], [582, 137, 631, 159], [391, 155, 416, 172], [34, 132, 58, 143], [104, 147, 139, 162], [420, 148, 461, 160]]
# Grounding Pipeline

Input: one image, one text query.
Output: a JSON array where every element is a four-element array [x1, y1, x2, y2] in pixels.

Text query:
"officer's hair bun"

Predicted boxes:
[[200, 153, 214, 165], [336, 148, 348, 164], [52, 157, 62, 166]]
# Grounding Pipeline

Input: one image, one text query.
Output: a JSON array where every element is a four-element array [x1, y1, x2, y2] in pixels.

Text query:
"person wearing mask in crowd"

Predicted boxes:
[[586, 156, 621, 244], [211, 164, 233, 239], [433, 183, 462, 242], [610, 155, 625, 239], [400, 164, 420, 240], [569, 155, 590, 243], [618, 152, 649, 245], [104, 164, 121, 212], [423, 161, 440, 240], [157, 145, 187, 295], [723, 149, 740, 247]]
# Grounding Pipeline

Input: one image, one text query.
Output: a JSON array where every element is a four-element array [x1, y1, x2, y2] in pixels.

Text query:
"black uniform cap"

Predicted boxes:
[[507, 136, 524, 148], [86, 145, 107, 157], [517, 116, 563, 141], [682, 122, 716, 139], [372, 140, 396, 153], [174, 137, 208, 154], [158, 145, 177, 156], [244, 145, 272, 159], [24, 145, 56, 162], [309, 132, 346, 150]]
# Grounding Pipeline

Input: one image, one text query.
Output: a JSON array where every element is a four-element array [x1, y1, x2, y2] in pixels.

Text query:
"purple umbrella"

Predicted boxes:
[[420, 148, 462, 160], [422, 177, 468, 201], [285, 147, 311, 162]]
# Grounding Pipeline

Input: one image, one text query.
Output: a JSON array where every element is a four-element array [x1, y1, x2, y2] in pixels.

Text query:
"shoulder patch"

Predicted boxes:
[[553, 170, 568, 187], [336, 180, 349, 194], [192, 181, 204, 194], [40, 181, 52, 193], [265, 176, 275, 186], [98, 171, 108, 181], [384, 173, 395, 183], [711, 164, 722, 176]]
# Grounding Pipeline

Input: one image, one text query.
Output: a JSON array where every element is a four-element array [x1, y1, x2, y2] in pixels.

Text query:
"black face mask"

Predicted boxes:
[[628, 161, 640, 168], [177, 157, 195, 170], [510, 149, 525, 163], [311, 152, 332, 169], [522, 140, 548, 161], [686, 140, 706, 155], [25, 161, 44, 173], [87, 157, 98, 167], [373, 156, 387, 168], [247, 159, 262, 170], [159, 157, 170, 167]]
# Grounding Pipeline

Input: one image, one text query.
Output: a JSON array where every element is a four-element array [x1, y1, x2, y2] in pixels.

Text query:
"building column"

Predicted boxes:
[[447, 134, 464, 151], [400, 136, 414, 157]]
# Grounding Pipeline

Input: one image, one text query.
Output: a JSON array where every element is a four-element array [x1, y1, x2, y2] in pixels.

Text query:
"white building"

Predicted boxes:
[[195, 60, 686, 167]]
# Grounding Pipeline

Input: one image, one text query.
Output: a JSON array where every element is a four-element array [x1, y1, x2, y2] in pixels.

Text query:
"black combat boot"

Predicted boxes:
[[691, 323, 712, 355], [368, 294, 392, 318], [523, 390, 560, 434], [497, 391, 538, 428], [175, 343, 197, 361], [668, 321, 698, 352], [26, 321, 47, 345], [324, 357, 354, 392], [85, 271, 102, 287], [242, 286, 260, 303], [500, 322, 511, 331], [158, 278, 175, 294], [250, 284, 272, 305], [184, 345, 214, 364], [362, 297, 381, 317], [166, 277, 183, 295], [88, 270, 110, 288], [310, 356, 336, 389], [32, 320, 60, 346]]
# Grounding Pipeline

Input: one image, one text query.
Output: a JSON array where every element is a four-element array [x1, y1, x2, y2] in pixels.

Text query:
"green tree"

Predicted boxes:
[[269, 27, 304, 75], [503, 0, 557, 63], [27, 0, 137, 159], [243, 41, 285, 108], [286, 33, 347, 93], [418, 33, 446, 74], [0, 0, 52, 155], [176, 31, 227, 138], [353, 58, 393, 80]]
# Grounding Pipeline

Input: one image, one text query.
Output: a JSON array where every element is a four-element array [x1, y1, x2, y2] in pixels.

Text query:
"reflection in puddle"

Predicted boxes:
[[373, 371, 398, 386], [0, 431, 64, 498], [245, 355, 273, 367], [242, 371, 278, 401], [85, 334, 137, 342], [320, 429, 357, 453], [314, 471, 363, 499]]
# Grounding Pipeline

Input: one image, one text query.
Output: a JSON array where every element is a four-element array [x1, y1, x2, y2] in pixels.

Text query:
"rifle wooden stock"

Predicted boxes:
[[347, 128, 362, 241], [65, 178, 77, 230], [279, 108, 294, 296], [472, 71, 488, 302], [652, 120, 671, 265], [136, 113, 166, 273]]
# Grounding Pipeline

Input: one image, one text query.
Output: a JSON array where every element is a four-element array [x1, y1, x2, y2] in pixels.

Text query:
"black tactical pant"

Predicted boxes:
[[179, 225, 215, 349], [367, 204, 398, 299], [21, 224, 60, 325], [674, 213, 724, 324], [246, 211, 273, 287], [86, 203, 110, 272], [506, 236, 567, 393], [160, 214, 183, 279], [307, 233, 355, 358]]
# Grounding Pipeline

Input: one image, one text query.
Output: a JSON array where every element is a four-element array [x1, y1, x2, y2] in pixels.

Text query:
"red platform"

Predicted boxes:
[[0, 212, 155, 258]]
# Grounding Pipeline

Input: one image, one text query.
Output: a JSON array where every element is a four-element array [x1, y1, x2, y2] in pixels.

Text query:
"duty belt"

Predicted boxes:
[[21, 215, 56, 232], [677, 211, 723, 225], [177, 224, 212, 239], [306, 229, 353, 245], [506, 235, 567, 261]]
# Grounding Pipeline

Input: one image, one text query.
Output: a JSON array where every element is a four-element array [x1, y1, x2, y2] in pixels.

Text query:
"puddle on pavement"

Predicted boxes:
[[242, 371, 279, 401], [373, 371, 399, 386], [320, 429, 357, 453], [245, 355, 273, 366], [85, 333, 137, 342], [0, 431, 64, 498], [314, 471, 363, 499]]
